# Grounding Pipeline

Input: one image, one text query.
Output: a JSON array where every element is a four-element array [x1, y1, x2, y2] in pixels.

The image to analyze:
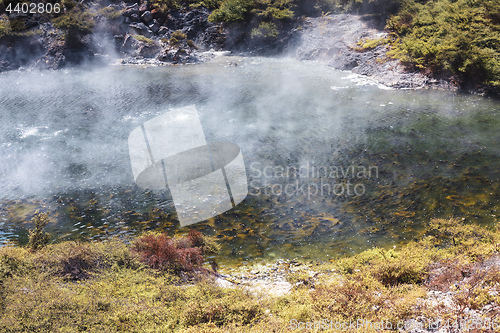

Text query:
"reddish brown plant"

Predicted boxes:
[[133, 233, 204, 273]]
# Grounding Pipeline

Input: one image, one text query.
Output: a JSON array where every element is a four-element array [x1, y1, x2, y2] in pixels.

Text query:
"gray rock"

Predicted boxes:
[[130, 14, 140, 22], [139, 3, 148, 14], [149, 19, 160, 34], [129, 23, 152, 37], [141, 11, 153, 24], [121, 34, 139, 53], [158, 26, 169, 36], [137, 43, 161, 58], [122, 4, 139, 17]]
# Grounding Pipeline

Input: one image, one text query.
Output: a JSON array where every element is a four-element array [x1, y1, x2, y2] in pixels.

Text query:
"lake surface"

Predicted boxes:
[[0, 56, 499, 267]]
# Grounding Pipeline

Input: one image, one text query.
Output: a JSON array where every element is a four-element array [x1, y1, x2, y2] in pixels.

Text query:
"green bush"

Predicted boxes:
[[250, 21, 278, 38], [208, 0, 254, 23], [98, 6, 123, 20], [387, 0, 500, 87], [199, 0, 224, 9], [171, 30, 187, 40], [208, 0, 296, 23], [253, 0, 295, 20], [28, 211, 51, 252], [52, 8, 95, 35]]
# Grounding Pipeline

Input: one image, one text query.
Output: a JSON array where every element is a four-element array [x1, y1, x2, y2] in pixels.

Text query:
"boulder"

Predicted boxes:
[[139, 2, 149, 14], [149, 19, 160, 34], [137, 43, 161, 58], [129, 22, 152, 37], [122, 4, 139, 17], [121, 34, 139, 53], [151, 8, 164, 20], [141, 11, 153, 24], [158, 26, 169, 36], [130, 14, 140, 22]]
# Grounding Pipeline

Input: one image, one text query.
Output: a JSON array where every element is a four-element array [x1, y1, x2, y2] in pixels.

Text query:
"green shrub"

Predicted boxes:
[[199, 0, 223, 9], [253, 0, 295, 20], [28, 211, 51, 252], [178, 281, 262, 326], [208, 0, 297, 23], [208, 0, 254, 23], [171, 30, 187, 40], [250, 21, 278, 38], [387, 0, 500, 87], [52, 9, 95, 35], [98, 6, 123, 20]]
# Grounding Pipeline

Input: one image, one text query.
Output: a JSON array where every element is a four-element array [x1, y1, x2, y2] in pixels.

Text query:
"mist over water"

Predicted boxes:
[[0, 57, 499, 265]]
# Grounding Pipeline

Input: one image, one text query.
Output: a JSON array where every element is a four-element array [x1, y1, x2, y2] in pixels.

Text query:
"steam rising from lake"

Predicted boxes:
[[0, 57, 382, 198]]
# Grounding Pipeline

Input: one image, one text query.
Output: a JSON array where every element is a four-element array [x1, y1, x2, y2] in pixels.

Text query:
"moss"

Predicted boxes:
[[286, 270, 312, 285], [0, 15, 11, 39], [355, 37, 390, 51], [132, 34, 155, 44], [98, 6, 123, 20], [169, 36, 179, 45], [171, 30, 187, 40]]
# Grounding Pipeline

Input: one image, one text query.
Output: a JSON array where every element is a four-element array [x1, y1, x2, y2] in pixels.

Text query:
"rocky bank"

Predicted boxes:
[[0, 2, 460, 91], [290, 14, 458, 90]]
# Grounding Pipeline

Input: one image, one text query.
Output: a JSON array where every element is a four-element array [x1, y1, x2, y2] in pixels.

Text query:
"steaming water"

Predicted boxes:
[[0, 56, 499, 266]]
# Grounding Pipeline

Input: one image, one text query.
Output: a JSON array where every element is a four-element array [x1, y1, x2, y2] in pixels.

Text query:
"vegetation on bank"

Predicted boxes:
[[387, 0, 500, 89], [2, 217, 500, 331]]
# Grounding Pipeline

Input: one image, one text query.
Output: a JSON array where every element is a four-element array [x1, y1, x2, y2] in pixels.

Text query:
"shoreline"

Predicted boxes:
[[2, 219, 500, 332]]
